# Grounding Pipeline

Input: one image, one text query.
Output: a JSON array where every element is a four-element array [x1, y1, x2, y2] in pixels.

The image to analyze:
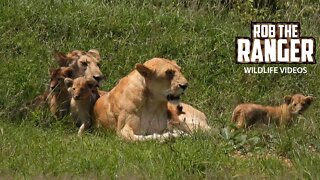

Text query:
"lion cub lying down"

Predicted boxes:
[[168, 103, 211, 133], [232, 94, 314, 128]]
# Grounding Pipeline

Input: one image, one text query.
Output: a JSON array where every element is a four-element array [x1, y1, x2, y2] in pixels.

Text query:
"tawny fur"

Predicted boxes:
[[47, 67, 74, 118], [93, 58, 189, 141], [24, 49, 105, 115], [172, 103, 211, 132], [167, 103, 191, 133], [65, 77, 100, 136], [232, 94, 314, 128], [54, 49, 104, 84], [20, 67, 73, 117]]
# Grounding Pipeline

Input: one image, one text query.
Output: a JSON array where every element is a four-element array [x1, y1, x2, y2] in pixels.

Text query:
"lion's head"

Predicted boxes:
[[54, 49, 105, 84], [284, 94, 314, 115], [64, 77, 98, 101], [135, 58, 188, 104], [48, 67, 74, 92]]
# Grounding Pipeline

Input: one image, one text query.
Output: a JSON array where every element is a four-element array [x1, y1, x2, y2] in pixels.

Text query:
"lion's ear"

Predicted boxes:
[[64, 78, 73, 88], [53, 51, 70, 67], [305, 96, 314, 105], [284, 95, 292, 105], [88, 49, 101, 61], [171, 60, 181, 70], [135, 64, 152, 78]]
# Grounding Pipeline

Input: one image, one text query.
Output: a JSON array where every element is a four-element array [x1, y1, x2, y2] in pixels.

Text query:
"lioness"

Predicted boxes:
[[93, 58, 189, 141], [65, 77, 100, 136], [54, 49, 105, 84], [232, 94, 314, 128]]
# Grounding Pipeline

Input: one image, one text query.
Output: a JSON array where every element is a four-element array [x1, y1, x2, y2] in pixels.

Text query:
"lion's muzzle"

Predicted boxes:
[[179, 83, 188, 91]]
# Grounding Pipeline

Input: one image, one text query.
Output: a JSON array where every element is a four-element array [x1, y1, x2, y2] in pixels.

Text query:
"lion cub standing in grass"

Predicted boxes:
[[65, 77, 100, 136], [232, 94, 314, 128]]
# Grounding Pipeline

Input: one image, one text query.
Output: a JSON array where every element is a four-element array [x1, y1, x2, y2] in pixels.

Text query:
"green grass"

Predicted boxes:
[[1, 0, 320, 179]]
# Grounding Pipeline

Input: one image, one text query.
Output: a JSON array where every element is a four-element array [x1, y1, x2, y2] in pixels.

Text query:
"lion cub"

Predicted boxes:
[[47, 67, 74, 118], [167, 103, 191, 133], [167, 103, 211, 133], [232, 94, 314, 128], [21, 67, 74, 117], [64, 77, 99, 136]]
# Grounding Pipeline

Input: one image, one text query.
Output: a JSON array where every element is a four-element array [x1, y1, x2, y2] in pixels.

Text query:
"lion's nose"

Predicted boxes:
[[93, 75, 105, 82], [179, 83, 188, 90], [73, 95, 80, 100]]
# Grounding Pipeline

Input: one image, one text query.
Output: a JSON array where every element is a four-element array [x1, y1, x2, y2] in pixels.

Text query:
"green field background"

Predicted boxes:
[[0, 0, 319, 179]]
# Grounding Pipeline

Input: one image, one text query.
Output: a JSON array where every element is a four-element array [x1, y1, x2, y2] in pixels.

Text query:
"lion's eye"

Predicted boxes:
[[97, 63, 101, 68], [166, 70, 175, 79]]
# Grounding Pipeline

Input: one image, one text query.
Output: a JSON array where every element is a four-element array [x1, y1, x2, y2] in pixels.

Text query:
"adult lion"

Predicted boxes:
[[93, 58, 188, 141]]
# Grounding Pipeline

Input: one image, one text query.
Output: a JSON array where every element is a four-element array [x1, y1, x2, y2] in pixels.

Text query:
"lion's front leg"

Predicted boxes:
[[118, 124, 140, 141], [118, 120, 157, 141], [117, 113, 142, 141], [119, 123, 187, 141], [133, 132, 186, 141]]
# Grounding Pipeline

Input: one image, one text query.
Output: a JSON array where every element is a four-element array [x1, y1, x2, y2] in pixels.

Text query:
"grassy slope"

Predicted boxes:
[[0, 0, 320, 179]]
